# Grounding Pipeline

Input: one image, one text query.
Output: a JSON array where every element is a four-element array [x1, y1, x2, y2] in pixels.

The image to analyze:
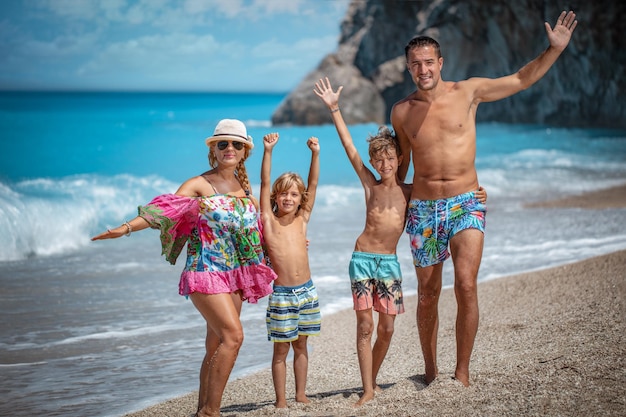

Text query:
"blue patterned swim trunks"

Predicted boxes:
[[266, 279, 321, 342], [406, 190, 486, 267]]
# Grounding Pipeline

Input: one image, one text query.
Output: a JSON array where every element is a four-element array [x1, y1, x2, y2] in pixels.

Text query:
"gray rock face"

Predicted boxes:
[[272, 0, 626, 129], [271, 54, 386, 126]]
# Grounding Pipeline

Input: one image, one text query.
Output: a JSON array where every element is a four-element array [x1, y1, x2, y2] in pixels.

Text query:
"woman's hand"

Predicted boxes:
[[91, 220, 137, 240]]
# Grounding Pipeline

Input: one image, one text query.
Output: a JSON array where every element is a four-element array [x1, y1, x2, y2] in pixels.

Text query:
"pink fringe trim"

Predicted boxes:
[[179, 263, 277, 304]]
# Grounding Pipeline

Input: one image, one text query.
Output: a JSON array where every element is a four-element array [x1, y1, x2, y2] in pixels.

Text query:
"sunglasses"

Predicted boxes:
[[216, 140, 245, 151]]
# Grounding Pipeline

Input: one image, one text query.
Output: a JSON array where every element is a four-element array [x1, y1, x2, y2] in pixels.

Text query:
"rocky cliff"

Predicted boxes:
[[271, 0, 626, 129]]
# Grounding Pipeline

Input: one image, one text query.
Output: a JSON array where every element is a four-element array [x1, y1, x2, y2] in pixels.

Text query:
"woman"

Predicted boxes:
[[92, 119, 277, 417]]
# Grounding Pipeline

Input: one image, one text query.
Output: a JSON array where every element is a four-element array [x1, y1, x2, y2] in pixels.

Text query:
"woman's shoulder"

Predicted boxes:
[[176, 173, 216, 197]]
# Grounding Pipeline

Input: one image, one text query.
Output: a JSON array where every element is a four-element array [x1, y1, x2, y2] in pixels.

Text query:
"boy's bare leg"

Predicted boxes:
[[450, 229, 484, 387], [291, 336, 311, 404], [415, 263, 443, 384], [354, 309, 375, 406], [271, 342, 291, 408], [371, 312, 396, 388]]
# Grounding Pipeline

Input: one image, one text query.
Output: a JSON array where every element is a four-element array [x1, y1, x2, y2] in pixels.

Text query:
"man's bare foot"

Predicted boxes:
[[295, 395, 311, 404], [274, 400, 288, 408], [374, 384, 382, 393], [354, 390, 375, 407]]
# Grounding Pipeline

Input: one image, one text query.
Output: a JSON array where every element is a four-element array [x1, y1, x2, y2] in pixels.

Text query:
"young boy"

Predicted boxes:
[[260, 132, 321, 408], [314, 77, 487, 405]]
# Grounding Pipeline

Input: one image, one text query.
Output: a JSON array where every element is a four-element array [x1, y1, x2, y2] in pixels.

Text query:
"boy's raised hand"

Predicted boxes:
[[307, 136, 320, 154], [263, 132, 279, 150], [313, 77, 342, 109]]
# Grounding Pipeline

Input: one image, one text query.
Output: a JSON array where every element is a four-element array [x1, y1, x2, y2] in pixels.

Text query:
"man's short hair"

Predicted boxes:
[[405, 36, 441, 60]]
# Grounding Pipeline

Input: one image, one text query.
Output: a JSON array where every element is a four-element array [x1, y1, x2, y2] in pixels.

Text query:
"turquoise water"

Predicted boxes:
[[1, 92, 625, 416]]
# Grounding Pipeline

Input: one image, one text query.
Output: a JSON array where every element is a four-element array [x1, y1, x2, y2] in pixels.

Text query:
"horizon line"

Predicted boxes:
[[0, 88, 289, 95]]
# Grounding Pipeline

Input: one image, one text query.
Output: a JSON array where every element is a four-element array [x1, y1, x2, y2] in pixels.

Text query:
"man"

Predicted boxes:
[[391, 11, 577, 387]]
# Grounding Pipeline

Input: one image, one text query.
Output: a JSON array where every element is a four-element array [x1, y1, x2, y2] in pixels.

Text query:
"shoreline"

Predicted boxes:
[[123, 186, 626, 417]]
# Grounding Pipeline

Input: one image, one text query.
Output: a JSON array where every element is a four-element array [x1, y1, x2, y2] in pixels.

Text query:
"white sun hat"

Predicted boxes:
[[204, 119, 254, 149]]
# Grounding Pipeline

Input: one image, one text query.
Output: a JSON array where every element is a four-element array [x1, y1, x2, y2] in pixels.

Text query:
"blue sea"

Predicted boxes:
[[1, 91, 625, 417]]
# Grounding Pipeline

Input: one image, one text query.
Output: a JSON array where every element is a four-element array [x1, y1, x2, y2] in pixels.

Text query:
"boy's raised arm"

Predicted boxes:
[[303, 137, 320, 218], [313, 78, 374, 186], [260, 133, 279, 216]]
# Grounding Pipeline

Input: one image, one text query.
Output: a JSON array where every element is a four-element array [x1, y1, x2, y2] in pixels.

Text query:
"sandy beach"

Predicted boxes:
[[124, 186, 626, 417], [525, 184, 626, 210]]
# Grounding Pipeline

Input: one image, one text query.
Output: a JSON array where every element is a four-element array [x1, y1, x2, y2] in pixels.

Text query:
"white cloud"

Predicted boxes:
[[72, 32, 253, 90], [181, 0, 246, 18], [251, 0, 306, 14], [25, 33, 97, 57], [252, 34, 338, 59], [77, 33, 221, 73], [37, 0, 101, 20], [0, 0, 350, 91], [99, 0, 128, 20]]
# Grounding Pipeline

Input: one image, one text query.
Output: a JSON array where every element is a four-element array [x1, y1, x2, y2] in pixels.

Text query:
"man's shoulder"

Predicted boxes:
[[392, 91, 417, 106], [451, 77, 486, 91], [390, 95, 415, 123]]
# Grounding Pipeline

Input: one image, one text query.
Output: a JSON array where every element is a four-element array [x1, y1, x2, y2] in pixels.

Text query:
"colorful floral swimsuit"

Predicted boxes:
[[138, 192, 277, 303]]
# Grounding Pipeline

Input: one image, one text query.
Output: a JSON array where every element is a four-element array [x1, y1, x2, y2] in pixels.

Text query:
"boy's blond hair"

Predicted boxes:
[[270, 172, 309, 214], [367, 126, 401, 159]]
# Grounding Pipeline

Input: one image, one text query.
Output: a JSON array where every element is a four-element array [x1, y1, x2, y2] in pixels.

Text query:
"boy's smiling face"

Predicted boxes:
[[275, 184, 302, 216], [371, 149, 402, 180]]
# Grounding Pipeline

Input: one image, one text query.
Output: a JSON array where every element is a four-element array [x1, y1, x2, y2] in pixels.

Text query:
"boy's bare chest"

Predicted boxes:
[[369, 187, 407, 212], [269, 217, 306, 240]]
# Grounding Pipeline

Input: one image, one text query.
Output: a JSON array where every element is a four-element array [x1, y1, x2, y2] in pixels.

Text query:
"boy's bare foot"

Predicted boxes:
[[354, 390, 375, 407], [195, 410, 220, 417], [424, 367, 439, 385], [453, 371, 470, 387], [274, 400, 288, 408], [295, 395, 311, 404]]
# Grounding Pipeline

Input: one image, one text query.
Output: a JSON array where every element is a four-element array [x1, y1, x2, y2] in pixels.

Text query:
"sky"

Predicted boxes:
[[0, 0, 351, 92]]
